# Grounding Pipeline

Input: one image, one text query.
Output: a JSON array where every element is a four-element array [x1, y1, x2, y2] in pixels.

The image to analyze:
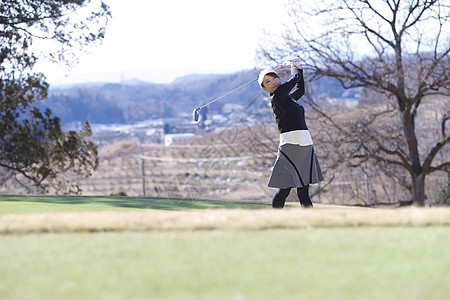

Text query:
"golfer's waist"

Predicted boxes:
[[279, 130, 313, 146]]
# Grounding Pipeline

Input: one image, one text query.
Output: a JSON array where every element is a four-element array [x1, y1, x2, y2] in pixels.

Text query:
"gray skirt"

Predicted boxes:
[[268, 143, 323, 188]]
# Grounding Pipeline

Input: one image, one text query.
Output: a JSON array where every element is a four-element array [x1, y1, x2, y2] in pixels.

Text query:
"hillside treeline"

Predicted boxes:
[[43, 70, 358, 124]]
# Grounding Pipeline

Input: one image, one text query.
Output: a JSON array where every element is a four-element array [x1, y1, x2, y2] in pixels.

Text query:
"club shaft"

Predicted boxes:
[[196, 78, 257, 110]]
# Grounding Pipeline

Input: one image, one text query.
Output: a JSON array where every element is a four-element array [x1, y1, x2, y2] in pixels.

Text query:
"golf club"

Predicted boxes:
[[192, 60, 298, 122]]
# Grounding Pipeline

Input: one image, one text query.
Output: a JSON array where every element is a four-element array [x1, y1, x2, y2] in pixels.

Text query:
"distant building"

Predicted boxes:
[[164, 133, 195, 146]]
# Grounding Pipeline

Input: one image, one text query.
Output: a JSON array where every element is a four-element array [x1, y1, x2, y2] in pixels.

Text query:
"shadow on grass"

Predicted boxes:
[[0, 195, 269, 211]]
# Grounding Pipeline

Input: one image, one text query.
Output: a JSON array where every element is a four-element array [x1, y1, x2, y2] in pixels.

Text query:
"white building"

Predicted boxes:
[[164, 133, 195, 146]]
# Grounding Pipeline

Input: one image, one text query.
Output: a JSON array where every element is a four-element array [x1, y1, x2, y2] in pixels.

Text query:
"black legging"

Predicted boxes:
[[272, 185, 313, 208]]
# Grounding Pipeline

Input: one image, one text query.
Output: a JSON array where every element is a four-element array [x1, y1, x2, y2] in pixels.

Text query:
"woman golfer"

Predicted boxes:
[[258, 60, 323, 208]]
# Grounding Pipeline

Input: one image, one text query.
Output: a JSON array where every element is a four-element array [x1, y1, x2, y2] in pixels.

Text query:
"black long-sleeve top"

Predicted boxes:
[[269, 66, 307, 133]]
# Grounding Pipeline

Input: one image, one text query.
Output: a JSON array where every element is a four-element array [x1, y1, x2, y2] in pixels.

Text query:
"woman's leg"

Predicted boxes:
[[272, 188, 291, 208], [297, 185, 313, 207]]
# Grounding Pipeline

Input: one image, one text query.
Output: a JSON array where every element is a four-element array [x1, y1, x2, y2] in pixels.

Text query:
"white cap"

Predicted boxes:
[[258, 69, 278, 87]]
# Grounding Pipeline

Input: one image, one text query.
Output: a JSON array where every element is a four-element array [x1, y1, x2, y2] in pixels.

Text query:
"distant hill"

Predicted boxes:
[[42, 69, 359, 125]]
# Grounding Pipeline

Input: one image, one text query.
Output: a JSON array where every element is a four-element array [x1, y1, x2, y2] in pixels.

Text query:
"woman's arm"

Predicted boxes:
[[290, 65, 305, 101], [272, 65, 302, 101]]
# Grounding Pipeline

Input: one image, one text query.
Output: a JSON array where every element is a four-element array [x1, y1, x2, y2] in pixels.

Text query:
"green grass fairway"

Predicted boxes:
[[0, 195, 449, 299], [1, 228, 449, 300], [0, 195, 269, 215]]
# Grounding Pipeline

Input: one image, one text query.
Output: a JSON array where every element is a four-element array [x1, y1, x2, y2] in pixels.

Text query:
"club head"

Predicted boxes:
[[193, 108, 200, 122]]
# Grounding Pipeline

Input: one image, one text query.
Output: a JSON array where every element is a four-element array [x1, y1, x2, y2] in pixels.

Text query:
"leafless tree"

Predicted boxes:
[[259, 0, 450, 206]]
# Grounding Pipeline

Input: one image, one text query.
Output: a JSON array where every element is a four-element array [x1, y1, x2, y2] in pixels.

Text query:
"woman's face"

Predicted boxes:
[[262, 74, 281, 94]]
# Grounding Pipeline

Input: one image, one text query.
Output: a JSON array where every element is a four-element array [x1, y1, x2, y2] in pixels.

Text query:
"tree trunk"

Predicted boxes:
[[401, 105, 424, 206], [412, 173, 426, 206]]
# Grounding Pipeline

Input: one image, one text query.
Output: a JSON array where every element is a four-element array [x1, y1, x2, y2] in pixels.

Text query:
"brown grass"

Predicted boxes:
[[1, 205, 449, 234]]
